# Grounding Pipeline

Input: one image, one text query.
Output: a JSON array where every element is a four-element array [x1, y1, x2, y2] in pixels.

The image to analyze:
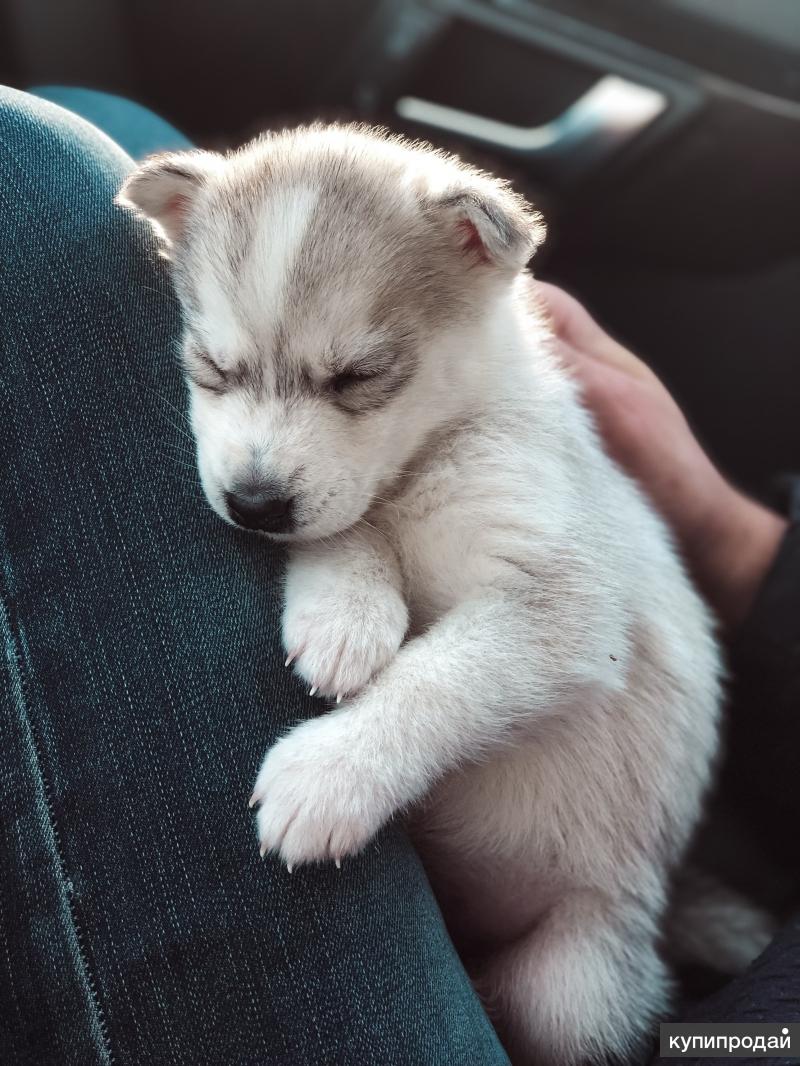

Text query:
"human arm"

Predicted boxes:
[[537, 281, 789, 631], [537, 281, 800, 861]]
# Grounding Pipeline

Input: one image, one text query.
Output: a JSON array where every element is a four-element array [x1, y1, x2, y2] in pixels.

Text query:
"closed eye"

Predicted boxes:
[[183, 348, 230, 394], [327, 366, 385, 393]]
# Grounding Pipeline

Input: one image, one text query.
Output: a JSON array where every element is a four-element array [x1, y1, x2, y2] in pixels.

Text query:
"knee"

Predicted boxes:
[[29, 85, 192, 159], [0, 85, 139, 252], [0, 85, 166, 297]]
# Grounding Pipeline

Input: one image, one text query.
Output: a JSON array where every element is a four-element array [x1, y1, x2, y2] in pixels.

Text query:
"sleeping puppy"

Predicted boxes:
[[118, 126, 721, 1065]]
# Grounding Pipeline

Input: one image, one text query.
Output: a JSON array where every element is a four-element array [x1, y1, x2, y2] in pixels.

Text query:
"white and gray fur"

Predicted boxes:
[[118, 126, 723, 1066]]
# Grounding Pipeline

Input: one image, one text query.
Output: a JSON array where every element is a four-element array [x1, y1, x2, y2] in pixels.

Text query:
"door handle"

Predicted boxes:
[[395, 74, 667, 179]]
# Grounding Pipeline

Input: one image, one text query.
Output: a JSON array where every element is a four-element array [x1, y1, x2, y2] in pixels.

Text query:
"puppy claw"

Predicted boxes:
[[309, 686, 318, 697], [259, 842, 267, 859], [286, 863, 294, 874], [284, 653, 295, 668], [335, 857, 342, 870], [336, 693, 343, 704], [248, 792, 259, 809]]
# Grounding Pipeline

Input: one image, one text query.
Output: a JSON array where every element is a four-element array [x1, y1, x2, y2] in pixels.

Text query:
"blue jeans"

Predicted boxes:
[[0, 85, 508, 1065]]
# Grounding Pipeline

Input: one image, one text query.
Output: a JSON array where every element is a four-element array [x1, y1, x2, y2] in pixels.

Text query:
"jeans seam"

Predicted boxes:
[[0, 569, 116, 1066]]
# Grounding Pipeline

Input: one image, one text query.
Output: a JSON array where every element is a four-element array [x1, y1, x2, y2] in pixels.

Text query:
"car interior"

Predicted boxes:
[[2, 0, 798, 502], [3, 1, 800, 1027]]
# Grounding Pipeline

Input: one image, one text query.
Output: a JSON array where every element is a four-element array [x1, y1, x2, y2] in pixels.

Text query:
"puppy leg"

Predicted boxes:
[[283, 523, 408, 700], [254, 590, 624, 866], [478, 890, 670, 1066]]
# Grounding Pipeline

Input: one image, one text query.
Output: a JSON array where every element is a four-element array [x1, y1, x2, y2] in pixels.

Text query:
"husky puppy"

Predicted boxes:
[[118, 126, 721, 1065]]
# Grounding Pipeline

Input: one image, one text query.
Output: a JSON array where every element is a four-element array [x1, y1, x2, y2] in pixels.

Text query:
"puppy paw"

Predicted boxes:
[[250, 713, 394, 868], [283, 582, 407, 700]]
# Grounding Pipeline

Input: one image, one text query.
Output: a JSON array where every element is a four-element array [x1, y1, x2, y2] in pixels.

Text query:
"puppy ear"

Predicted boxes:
[[431, 182, 546, 271], [116, 150, 223, 243]]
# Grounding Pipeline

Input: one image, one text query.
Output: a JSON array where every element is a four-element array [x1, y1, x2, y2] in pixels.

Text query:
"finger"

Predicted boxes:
[[550, 335, 584, 373], [536, 281, 657, 384], [555, 338, 609, 405], [534, 281, 587, 342]]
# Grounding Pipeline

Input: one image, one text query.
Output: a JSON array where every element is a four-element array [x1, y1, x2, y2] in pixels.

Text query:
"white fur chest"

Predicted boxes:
[[381, 496, 493, 629], [371, 425, 534, 629]]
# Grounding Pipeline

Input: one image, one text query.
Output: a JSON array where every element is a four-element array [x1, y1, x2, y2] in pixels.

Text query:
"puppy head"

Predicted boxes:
[[118, 125, 545, 540]]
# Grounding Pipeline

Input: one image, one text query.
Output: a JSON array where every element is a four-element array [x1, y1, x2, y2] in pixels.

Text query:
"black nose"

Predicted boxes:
[[225, 489, 295, 534]]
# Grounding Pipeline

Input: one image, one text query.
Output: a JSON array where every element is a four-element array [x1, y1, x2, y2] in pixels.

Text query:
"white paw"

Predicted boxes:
[[282, 582, 407, 700], [250, 713, 395, 868]]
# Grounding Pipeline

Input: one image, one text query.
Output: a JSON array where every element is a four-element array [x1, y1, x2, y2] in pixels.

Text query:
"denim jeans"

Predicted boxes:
[[0, 85, 509, 1065]]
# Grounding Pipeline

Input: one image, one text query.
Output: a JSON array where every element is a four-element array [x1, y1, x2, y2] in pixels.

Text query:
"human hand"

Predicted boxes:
[[537, 281, 787, 630]]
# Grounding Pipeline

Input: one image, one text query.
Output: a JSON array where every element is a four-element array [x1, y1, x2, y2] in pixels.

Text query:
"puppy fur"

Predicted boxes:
[[118, 125, 722, 1066]]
